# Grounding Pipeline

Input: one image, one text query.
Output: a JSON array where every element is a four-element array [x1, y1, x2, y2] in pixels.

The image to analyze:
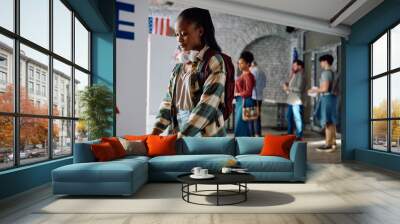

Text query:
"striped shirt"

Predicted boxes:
[[153, 46, 227, 137]]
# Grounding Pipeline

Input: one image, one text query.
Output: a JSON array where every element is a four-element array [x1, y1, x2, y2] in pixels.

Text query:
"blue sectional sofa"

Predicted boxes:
[[52, 137, 307, 196]]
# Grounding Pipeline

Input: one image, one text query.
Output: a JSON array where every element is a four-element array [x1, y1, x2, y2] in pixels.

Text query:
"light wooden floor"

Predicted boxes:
[[1, 161, 400, 224]]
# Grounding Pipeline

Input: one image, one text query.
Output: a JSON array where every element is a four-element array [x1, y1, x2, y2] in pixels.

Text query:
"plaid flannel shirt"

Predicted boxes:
[[153, 48, 227, 137]]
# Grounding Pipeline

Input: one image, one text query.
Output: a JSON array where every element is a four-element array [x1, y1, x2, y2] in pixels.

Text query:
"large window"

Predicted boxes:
[[0, 0, 91, 170], [370, 23, 400, 153]]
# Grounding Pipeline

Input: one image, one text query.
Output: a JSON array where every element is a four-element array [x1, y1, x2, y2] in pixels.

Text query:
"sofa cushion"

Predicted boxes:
[[147, 135, 177, 157], [118, 138, 147, 156], [149, 154, 235, 172], [101, 137, 127, 158], [177, 137, 235, 155], [235, 137, 263, 155], [52, 158, 147, 183], [91, 142, 118, 161], [114, 155, 150, 163], [260, 134, 296, 159], [124, 135, 149, 141], [236, 155, 293, 172]]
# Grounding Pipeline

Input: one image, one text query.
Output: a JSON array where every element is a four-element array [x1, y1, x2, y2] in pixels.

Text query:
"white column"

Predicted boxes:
[[115, 0, 149, 135]]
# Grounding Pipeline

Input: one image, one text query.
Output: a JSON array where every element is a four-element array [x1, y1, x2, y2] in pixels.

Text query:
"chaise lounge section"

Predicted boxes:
[[52, 137, 307, 196]]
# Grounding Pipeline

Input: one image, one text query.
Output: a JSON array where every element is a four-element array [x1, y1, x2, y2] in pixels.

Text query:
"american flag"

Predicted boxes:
[[149, 16, 171, 36]]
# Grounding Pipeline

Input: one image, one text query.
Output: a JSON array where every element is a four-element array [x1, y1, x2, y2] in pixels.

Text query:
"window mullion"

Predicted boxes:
[[387, 30, 391, 152], [370, 44, 373, 149], [71, 10, 76, 154], [13, 0, 20, 167], [49, 0, 54, 160]]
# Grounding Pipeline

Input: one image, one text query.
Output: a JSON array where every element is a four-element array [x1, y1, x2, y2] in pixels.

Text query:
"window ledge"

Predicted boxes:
[[0, 156, 72, 175], [356, 148, 400, 156], [355, 148, 400, 172]]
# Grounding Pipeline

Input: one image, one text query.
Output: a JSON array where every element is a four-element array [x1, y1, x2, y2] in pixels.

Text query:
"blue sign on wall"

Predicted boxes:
[[116, 1, 135, 40]]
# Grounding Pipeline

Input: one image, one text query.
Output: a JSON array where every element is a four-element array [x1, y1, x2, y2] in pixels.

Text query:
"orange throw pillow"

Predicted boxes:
[[101, 137, 127, 158], [91, 142, 117, 162], [146, 135, 177, 157], [260, 134, 296, 159], [124, 135, 149, 141]]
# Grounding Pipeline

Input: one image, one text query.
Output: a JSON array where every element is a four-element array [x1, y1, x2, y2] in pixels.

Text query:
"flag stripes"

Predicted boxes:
[[149, 16, 171, 36]]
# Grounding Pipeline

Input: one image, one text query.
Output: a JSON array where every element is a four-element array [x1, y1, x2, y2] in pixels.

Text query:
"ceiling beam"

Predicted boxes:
[[169, 0, 351, 37], [330, 0, 368, 27]]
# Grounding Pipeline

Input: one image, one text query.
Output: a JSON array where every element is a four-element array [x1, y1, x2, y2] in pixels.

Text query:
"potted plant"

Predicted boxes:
[[79, 84, 113, 140]]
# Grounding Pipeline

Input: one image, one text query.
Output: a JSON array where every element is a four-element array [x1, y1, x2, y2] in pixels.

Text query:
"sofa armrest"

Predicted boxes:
[[73, 140, 100, 163], [289, 141, 307, 181]]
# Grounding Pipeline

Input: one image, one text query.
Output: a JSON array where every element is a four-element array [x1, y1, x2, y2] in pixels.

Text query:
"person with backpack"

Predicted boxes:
[[250, 61, 267, 137], [308, 54, 338, 151], [151, 7, 235, 138], [234, 51, 256, 137]]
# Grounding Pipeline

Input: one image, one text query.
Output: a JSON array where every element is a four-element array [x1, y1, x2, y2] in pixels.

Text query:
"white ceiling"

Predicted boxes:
[[168, 0, 384, 37], [223, 0, 352, 23]]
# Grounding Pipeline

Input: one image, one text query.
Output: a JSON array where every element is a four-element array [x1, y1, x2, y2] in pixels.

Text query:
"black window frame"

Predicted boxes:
[[369, 20, 400, 154], [0, 0, 92, 171]]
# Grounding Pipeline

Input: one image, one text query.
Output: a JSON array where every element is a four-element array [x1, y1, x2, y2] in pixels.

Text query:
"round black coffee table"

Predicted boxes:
[[177, 173, 255, 206]]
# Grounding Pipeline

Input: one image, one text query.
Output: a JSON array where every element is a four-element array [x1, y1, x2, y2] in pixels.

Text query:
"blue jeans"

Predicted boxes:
[[176, 110, 201, 137], [286, 104, 303, 138]]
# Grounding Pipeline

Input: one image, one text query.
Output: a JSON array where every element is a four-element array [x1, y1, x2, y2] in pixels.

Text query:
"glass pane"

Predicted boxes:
[[372, 121, 388, 151], [74, 17, 89, 70], [372, 77, 387, 119], [20, 117, 49, 165], [74, 69, 89, 118], [53, 119, 72, 157], [391, 72, 400, 118], [0, 35, 14, 112], [391, 120, 400, 153], [391, 24, 400, 70], [75, 120, 88, 143], [0, 0, 14, 31], [0, 116, 14, 170], [53, 59, 72, 117], [53, 0, 72, 60], [372, 33, 387, 76], [20, 44, 49, 115], [20, 0, 49, 49]]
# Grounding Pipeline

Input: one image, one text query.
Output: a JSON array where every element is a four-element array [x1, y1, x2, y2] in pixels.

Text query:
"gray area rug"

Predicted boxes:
[[37, 183, 361, 214]]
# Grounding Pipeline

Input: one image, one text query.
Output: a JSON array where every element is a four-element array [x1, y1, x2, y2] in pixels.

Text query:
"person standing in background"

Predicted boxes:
[[234, 51, 256, 137], [250, 61, 266, 137], [308, 54, 338, 151], [283, 60, 305, 140]]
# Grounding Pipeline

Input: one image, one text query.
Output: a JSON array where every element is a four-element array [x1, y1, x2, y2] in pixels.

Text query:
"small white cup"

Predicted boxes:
[[191, 167, 202, 176], [199, 169, 208, 176], [221, 167, 232, 174]]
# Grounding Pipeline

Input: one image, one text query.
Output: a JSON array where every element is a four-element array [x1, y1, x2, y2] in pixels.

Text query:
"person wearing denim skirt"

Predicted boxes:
[[309, 54, 338, 152], [234, 51, 256, 137]]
